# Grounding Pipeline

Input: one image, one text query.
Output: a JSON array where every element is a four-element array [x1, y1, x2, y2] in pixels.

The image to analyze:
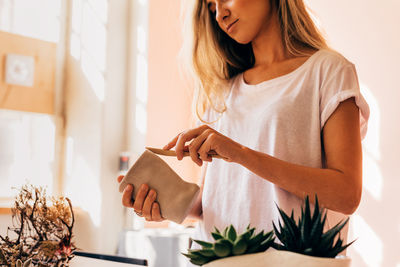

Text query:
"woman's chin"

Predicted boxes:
[[231, 36, 252, 45]]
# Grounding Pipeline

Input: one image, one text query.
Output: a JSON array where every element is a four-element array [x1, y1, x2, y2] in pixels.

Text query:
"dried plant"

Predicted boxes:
[[0, 184, 76, 266]]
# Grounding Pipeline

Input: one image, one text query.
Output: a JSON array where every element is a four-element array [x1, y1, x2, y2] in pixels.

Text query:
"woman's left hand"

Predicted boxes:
[[163, 125, 245, 166]]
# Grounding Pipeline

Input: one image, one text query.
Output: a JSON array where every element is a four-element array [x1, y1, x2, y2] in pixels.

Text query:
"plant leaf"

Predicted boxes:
[[193, 239, 213, 248], [227, 225, 237, 242]]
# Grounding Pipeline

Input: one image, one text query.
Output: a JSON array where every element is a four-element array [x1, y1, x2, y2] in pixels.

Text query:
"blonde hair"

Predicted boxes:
[[181, 0, 328, 123]]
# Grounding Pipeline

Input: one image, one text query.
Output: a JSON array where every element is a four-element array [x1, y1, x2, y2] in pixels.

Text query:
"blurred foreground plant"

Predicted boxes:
[[0, 184, 76, 266]]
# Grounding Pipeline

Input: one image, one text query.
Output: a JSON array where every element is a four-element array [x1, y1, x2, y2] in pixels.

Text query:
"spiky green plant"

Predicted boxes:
[[273, 195, 354, 258], [183, 224, 274, 266]]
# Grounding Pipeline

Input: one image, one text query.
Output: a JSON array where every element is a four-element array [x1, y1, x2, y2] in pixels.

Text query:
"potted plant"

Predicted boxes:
[[183, 195, 353, 267], [182, 224, 275, 266], [0, 184, 76, 266]]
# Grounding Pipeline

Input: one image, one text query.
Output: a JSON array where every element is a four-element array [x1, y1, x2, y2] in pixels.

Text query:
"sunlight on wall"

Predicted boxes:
[[137, 25, 146, 54], [362, 153, 382, 200], [135, 20, 148, 137], [136, 53, 148, 104], [136, 105, 147, 135], [70, 0, 107, 102], [360, 83, 380, 159], [81, 50, 105, 100], [136, 27, 148, 103], [71, 0, 81, 34], [349, 83, 382, 266], [87, 0, 108, 23], [0, 0, 61, 42], [0, 0, 11, 30], [360, 84, 382, 200], [351, 214, 383, 267], [70, 32, 81, 60], [82, 1, 106, 71], [138, 0, 147, 6]]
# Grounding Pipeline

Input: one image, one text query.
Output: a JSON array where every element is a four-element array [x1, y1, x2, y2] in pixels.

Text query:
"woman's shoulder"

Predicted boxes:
[[312, 48, 355, 70]]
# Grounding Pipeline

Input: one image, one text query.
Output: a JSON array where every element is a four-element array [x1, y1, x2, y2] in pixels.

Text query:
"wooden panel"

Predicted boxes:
[[0, 31, 56, 114], [0, 207, 11, 215]]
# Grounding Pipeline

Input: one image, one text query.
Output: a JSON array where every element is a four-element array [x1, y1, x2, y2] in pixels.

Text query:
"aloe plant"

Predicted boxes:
[[183, 224, 274, 266], [273, 195, 354, 258]]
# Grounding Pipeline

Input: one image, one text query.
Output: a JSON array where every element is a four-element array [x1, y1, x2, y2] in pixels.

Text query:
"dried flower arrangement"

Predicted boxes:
[[0, 184, 76, 266]]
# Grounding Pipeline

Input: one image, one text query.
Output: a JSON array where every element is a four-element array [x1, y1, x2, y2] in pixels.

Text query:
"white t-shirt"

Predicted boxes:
[[187, 49, 369, 264]]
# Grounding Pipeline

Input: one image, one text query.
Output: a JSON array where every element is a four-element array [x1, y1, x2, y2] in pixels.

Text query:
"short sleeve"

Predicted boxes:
[[320, 64, 370, 139]]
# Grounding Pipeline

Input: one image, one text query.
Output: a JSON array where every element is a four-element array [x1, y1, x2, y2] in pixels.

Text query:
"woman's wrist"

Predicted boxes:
[[233, 145, 254, 165]]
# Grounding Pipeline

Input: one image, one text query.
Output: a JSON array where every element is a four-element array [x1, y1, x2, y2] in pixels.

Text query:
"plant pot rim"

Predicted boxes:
[[203, 248, 351, 267], [267, 248, 351, 261]]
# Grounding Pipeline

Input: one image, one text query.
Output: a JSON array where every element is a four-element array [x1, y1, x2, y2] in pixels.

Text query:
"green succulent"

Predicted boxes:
[[183, 224, 274, 266], [273, 195, 354, 258]]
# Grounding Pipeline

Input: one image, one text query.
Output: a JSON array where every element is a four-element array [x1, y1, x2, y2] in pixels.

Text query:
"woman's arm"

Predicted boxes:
[[236, 98, 362, 214], [186, 163, 207, 220], [166, 97, 362, 215]]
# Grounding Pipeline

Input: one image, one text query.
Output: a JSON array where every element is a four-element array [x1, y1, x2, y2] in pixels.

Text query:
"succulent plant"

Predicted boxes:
[[183, 224, 274, 266], [273, 195, 354, 258]]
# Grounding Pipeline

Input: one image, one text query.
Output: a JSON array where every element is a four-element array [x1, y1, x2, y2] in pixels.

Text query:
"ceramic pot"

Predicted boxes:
[[203, 248, 351, 267], [119, 150, 200, 224]]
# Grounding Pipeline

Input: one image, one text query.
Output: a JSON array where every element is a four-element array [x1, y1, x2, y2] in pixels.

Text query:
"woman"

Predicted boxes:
[[118, 0, 369, 262]]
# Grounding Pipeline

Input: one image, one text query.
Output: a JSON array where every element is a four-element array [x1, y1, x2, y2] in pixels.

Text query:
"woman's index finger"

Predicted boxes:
[[163, 133, 182, 150], [175, 128, 205, 159]]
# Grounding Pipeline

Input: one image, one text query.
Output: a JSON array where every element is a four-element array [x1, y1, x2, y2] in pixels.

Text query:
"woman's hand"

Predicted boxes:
[[117, 175, 164, 222], [163, 125, 245, 166]]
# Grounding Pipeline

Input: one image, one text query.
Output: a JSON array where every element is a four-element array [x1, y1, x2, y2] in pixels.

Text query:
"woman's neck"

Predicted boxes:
[[251, 12, 292, 67]]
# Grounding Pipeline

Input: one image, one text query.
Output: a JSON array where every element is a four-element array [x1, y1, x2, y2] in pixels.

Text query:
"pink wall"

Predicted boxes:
[[307, 2, 400, 266], [147, 0, 199, 185], [148, 1, 400, 265]]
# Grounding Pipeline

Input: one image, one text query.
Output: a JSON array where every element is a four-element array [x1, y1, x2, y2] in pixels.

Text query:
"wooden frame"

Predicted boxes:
[[0, 31, 56, 114]]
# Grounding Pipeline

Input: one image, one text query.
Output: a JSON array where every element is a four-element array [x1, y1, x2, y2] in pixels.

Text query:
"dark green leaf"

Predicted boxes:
[[193, 239, 213, 248], [211, 232, 224, 241], [232, 237, 247, 255], [227, 225, 237, 242], [198, 248, 216, 257], [214, 240, 231, 257]]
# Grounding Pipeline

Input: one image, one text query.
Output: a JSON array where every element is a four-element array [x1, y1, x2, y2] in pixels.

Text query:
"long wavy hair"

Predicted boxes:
[[181, 0, 328, 123]]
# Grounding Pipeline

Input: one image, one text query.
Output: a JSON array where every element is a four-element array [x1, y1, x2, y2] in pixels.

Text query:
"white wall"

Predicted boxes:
[[63, 0, 129, 253], [306, 1, 400, 266]]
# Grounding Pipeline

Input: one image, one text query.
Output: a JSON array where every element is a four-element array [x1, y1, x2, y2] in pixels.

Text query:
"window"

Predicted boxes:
[[0, 110, 55, 199], [0, 0, 63, 200]]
